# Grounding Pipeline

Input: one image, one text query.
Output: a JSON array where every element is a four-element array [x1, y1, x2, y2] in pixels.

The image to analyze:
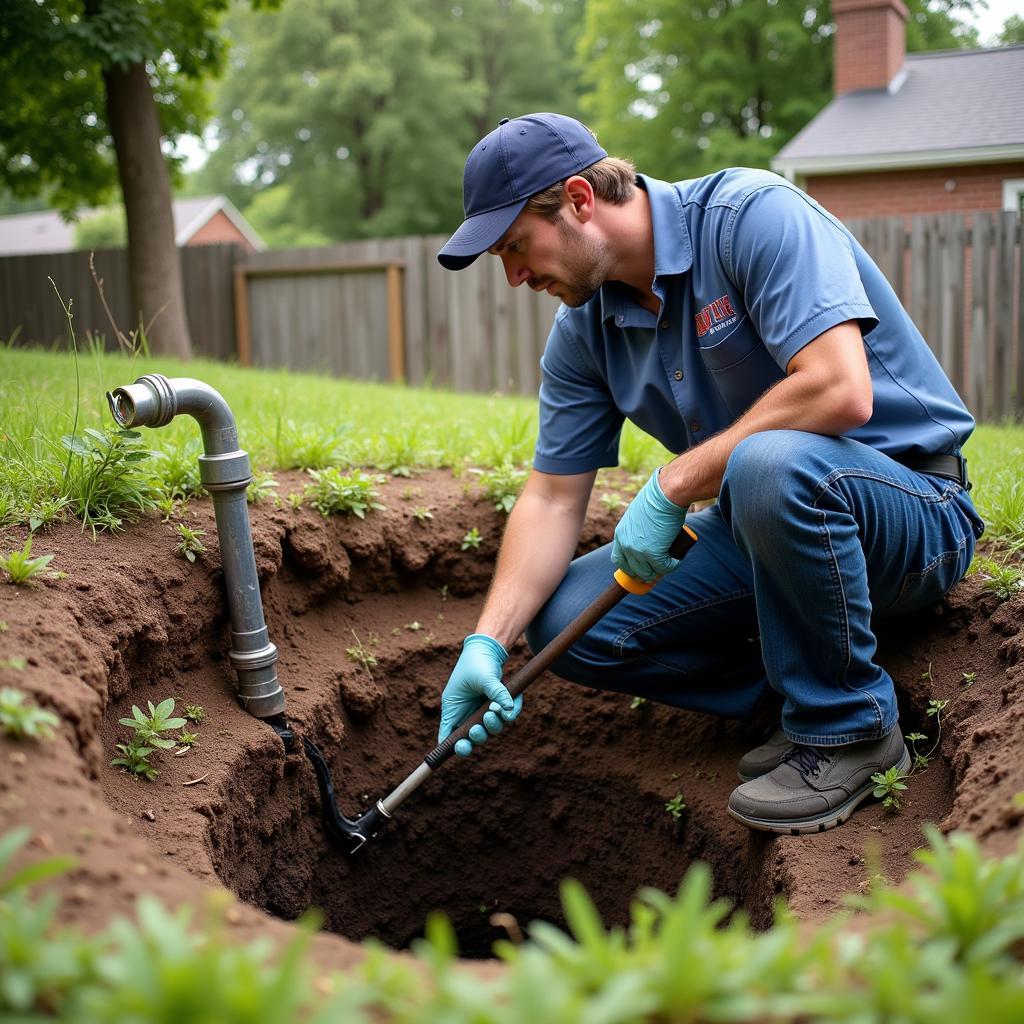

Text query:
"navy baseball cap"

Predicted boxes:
[[437, 113, 608, 271]]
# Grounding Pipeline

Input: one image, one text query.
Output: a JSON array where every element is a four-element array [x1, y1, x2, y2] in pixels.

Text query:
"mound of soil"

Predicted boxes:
[[1, 468, 1022, 970]]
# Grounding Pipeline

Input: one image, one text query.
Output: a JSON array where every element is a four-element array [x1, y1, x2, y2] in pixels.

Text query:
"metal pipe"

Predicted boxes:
[[106, 373, 285, 719]]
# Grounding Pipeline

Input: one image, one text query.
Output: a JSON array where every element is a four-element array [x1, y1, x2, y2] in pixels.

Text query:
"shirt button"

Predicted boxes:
[[673, 370, 683, 381], [660, 320, 669, 330], [690, 422, 701, 433]]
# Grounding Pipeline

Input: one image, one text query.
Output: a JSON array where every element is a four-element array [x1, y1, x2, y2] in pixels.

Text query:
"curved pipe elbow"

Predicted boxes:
[[107, 374, 239, 455]]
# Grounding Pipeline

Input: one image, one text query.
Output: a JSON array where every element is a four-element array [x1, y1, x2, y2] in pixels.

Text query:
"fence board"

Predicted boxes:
[[2, 217, 1021, 417]]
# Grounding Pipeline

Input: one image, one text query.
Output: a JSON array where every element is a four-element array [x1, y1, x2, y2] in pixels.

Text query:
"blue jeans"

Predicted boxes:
[[525, 431, 985, 746]]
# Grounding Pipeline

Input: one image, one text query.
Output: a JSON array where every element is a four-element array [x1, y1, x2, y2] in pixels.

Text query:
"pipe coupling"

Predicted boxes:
[[106, 373, 177, 429]]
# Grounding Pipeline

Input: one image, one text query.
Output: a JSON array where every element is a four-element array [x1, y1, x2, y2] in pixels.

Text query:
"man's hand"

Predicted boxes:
[[439, 634, 523, 756], [612, 467, 689, 582]]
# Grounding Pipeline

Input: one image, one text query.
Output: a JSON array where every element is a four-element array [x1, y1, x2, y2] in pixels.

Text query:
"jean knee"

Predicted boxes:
[[722, 430, 810, 525]]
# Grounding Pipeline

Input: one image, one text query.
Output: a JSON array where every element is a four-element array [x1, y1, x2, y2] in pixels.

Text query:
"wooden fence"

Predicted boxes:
[[1, 212, 1020, 419]]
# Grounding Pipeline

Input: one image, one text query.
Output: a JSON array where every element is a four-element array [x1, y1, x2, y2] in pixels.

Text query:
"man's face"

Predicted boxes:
[[488, 209, 615, 308]]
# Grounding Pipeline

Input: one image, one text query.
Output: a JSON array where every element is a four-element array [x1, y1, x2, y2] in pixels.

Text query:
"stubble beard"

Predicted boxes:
[[537, 218, 616, 308]]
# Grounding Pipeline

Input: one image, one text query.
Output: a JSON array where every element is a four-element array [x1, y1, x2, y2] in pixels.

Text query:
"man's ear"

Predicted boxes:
[[563, 176, 595, 223]]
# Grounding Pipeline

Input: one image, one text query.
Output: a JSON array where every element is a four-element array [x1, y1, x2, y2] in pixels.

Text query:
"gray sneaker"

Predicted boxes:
[[727, 727, 911, 835], [737, 728, 793, 781]]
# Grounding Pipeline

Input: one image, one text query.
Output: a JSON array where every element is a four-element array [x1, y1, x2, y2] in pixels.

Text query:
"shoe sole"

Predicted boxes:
[[728, 748, 913, 836]]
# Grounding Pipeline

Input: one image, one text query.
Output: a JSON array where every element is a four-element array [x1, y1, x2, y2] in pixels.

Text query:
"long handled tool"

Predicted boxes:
[[306, 525, 698, 855]]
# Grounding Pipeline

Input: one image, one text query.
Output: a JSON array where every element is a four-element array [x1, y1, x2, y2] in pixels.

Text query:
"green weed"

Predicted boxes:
[[60, 427, 159, 534], [461, 527, 482, 550], [148, 439, 203, 500], [664, 793, 687, 820], [974, 557, 1024, 601], [111, 740, 159, 781], [871, 765, 909, 809], [266, 417, 350, 470], [174, 523, 206, 563], [473, 460, 528, 514], [183, 704, 205, 724], [0, 688, 59, 740], [118, 698, 187, 751], [412, 506, 433, 522], [304, 467, 386, 518], [177, 729, 199, 747], [346, 631, 377, 672], [247, 470, 279, 504], [0, 537, 54, 584]]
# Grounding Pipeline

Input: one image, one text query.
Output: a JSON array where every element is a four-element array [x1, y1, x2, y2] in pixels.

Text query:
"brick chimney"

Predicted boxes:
[[832, 0, 909, 95]]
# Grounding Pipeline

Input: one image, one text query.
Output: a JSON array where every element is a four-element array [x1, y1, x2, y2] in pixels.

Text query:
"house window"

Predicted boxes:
[[1003, 179, 1024, 215]]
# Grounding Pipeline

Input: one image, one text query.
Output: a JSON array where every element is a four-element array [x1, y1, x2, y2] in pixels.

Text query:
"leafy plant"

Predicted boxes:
[[473, 460, 528, 514], [346, 631, 377, 671], [0, 688, 59, 740], [0, 537, 54, 584], [630, 696, 648, 710], [871, 765, 909, 810], [118, 698, 187, 750], [184, 703, 205, 724], [26, 495, 69, 533], [600, 492, 625, 512], [247, 470, 279, 504], [174, 523, 206, 563], [177, 729, 199, 747], [111, 740, 159, 781], [664, 793, 687, 820], [148, 439, 203, 500], [977, 558, 1024, 601], [304, 467, 385, 518], [461, 527, 482, 550], [60, 427, 159, 534], [412, 506, 433, 522]]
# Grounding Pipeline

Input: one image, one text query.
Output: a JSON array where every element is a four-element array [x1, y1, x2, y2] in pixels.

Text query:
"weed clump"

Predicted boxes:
[[304, 467, 386, 518], [0, 688, 59, 740], [0, 537, 54, 585]]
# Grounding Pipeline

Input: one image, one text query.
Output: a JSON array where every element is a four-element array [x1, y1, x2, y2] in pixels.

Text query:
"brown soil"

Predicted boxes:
[[1, 468, 1022, 970]]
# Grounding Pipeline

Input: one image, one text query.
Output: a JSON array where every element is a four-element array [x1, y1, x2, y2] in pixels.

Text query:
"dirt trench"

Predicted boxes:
[[1, 468, 1023, 968]]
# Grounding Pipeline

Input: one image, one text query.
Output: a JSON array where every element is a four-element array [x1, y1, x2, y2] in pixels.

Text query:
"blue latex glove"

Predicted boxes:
[[611, 467, 688, 583], [439, 634, 523, 757]]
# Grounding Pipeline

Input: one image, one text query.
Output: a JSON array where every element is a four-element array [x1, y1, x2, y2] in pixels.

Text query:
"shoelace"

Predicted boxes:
[[783, 744, 831, 780]]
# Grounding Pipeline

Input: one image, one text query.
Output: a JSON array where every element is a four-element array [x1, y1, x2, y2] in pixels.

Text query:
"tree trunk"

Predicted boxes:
[[102, 61, 192, 359]]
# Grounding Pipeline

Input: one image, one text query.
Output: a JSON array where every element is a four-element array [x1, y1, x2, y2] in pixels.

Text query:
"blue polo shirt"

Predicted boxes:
[[533, 170, 975, 475]]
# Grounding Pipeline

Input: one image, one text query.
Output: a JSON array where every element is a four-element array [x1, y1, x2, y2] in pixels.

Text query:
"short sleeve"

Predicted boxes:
[[725, 184, 879, 371], [533, 314, 623, 474]]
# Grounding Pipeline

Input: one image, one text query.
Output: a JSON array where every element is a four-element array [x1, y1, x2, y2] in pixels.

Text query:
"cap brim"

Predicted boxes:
[[437, 199, 527, 270]]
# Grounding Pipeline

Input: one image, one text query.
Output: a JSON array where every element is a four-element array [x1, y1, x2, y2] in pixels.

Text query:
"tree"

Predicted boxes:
[[577, 0, 982, 181], [997, 14, 1024, 43], [0, 2, 260, 357], [192, 0, 583, 243]]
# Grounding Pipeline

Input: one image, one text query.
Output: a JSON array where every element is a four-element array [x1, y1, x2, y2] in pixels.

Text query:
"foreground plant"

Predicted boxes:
[[2, 824, 1024, 1020], [0, 537, 54, 584], [0, 688, 59, 740], [119, 699, 187, 750], [304, 467, 386, 518]]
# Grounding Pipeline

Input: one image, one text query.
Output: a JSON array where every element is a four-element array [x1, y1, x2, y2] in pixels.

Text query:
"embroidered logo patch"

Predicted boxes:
[[694, 295, 737, 338]]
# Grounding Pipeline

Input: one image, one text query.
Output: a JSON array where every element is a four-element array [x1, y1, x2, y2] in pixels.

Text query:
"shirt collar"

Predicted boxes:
[[599, 174, 694, 324]]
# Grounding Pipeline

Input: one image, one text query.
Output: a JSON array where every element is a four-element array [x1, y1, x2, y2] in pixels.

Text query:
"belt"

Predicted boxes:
[[892, 451, 970, 490]]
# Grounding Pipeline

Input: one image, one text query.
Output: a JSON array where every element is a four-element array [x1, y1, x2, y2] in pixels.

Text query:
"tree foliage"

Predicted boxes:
[[0, 0, 232, 213], [191, 0, 582, 244], [577, 0, 982, 180]]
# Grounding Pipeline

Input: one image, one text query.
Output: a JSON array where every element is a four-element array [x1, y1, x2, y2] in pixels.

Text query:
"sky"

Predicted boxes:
[[173, 0, 1022, 173]]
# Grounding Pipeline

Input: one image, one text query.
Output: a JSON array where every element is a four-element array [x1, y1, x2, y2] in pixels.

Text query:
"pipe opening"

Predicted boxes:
[[106, 389, 134, 428]]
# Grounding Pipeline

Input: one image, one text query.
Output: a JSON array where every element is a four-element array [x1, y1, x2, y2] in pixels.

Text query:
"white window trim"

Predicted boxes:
[[1002, 179, 1024, 214]]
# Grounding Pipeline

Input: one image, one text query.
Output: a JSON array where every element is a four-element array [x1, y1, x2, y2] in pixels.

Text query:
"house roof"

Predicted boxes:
[[0, 195, 264, 256], [773, 44, 1024, 176]]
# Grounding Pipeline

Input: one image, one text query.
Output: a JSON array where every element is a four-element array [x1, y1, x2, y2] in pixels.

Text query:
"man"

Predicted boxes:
[[434, 112, 984, 835]]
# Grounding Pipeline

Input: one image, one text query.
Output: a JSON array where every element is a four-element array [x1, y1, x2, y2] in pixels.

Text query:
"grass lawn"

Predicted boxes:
[[0, 345, 1021, 555]]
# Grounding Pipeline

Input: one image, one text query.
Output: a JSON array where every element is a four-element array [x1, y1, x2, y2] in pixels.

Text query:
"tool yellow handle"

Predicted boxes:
[[613, 523, 698, 595]]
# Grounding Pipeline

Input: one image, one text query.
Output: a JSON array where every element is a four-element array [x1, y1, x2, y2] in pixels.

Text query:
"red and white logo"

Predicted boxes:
[[694, 294, 736, 338]]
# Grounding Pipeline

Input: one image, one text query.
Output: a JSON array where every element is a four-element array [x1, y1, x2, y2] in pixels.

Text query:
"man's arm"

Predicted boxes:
[[475, 467, 597, 649], [659, 320, 873, 508]]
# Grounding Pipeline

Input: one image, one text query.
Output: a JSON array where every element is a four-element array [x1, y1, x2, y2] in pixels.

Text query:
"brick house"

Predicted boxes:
[[0, 195, 264, 256], [772, 0, 1024, 220]]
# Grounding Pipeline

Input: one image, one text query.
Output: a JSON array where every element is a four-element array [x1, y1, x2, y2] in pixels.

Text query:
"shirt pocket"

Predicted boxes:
[[698, 321, 785, 417]]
